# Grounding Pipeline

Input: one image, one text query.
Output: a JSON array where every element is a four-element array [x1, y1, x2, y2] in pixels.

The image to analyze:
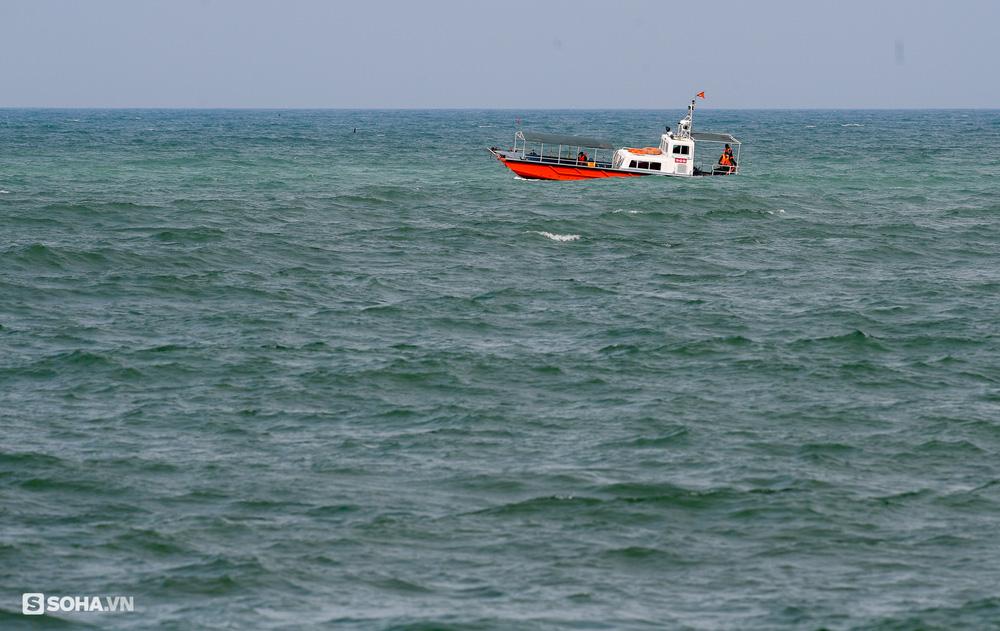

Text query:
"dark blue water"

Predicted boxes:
[[2, 109, 1000, 629]]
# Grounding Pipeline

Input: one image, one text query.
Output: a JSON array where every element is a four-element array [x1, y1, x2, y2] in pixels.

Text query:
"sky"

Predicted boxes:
[[0, 0, 997, 109]]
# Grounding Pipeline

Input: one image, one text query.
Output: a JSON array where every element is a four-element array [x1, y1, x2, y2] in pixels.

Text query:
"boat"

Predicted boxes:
[[488, 96, 741, 181]]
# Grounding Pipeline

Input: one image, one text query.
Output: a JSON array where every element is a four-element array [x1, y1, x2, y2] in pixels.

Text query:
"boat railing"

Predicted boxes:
[[512, 131, 616, 169], [522, 153, 614, 169], [698, 165, 740, 176], [694, 156, 741, 176], [691, 137, 742, 176]]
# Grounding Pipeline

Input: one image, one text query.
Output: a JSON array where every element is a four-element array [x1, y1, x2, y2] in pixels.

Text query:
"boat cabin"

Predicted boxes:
[[612, 101, 742, 176], [612, 133, 695, 175]]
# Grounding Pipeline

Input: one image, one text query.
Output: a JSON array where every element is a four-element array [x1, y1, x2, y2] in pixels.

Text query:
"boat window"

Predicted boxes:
[[672, 145, 682, 154], [638, 161, 649, 170], [681, 145, 690, 155], [629, 160, 637, 168], [650, 162, 662, 171]]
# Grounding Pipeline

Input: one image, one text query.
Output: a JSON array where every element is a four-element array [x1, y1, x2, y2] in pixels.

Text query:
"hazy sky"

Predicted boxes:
[[1, 0, 997, 108]]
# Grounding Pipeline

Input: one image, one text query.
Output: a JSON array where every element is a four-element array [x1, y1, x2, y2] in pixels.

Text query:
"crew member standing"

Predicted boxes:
[[718, 143, 736, 173]]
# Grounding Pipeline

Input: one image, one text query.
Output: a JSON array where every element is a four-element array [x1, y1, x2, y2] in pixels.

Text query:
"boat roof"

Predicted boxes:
[[692, 131, 740, 144], [518, 130, 615, 150]]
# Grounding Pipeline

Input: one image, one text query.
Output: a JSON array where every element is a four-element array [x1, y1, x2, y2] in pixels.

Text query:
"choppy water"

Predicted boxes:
[[2, 108, 1000, 629]]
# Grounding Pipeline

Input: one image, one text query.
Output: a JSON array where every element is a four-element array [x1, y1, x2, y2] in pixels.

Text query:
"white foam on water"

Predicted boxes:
[[0, 189, 9, 194], [841, 123, 864, 127], [535, 231, 580, 242], [805, 125, 816, 128], [612, 208, 642, 215]]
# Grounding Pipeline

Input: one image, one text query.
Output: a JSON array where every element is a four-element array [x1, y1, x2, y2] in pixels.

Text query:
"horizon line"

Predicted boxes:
[[1, 106, 997, 111]]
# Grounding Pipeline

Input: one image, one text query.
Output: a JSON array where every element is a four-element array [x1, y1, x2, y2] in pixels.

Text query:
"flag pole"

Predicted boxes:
[[689, 92, 705, 136]]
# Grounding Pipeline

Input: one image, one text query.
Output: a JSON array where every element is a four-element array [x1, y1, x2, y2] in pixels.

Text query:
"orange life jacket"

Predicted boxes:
[[719, 153, 732, 166]]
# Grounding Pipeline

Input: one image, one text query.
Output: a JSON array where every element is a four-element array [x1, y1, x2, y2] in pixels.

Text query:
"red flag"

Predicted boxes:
[[696, 91, 706, 99]]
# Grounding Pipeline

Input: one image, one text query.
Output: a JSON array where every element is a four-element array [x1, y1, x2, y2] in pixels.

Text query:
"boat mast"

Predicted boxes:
[[677, 99, 695, 139]]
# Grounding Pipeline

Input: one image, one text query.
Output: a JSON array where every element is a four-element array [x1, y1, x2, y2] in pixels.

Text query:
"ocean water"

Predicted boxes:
[[1, 108, 999, 630]]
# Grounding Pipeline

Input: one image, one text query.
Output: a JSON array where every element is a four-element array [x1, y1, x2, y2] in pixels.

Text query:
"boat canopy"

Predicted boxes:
[[691, 131, 740, 144], [517, 130, 615, 150]]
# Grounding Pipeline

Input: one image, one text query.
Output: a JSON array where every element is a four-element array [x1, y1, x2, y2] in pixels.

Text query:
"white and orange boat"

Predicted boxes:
[[489, 98, 742, 181]]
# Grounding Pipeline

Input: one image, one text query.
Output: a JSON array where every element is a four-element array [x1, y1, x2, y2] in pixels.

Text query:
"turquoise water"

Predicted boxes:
[[2, 108, 999, 629]]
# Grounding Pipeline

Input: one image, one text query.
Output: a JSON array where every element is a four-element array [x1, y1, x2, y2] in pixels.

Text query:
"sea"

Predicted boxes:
[[1, 108, 999, 630]]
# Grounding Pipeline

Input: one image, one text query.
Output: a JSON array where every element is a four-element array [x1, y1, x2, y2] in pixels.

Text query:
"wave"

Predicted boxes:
[[473, 481, 812, 519], [152, 226, 226, 243], [789, 329, 887, 351], [611, 426, 691, 448], [534, 231, 580, 242], [39, 200, 162, 213], [3, 241, 160, 273]]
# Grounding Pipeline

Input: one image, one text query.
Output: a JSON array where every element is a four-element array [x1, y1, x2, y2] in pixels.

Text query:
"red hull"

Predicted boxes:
[[499, 157, 646, 181]]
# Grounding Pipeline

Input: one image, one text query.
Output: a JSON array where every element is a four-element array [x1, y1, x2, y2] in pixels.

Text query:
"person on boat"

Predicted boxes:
[[718, 144, 736, 173], [577, 151, 589, 164]]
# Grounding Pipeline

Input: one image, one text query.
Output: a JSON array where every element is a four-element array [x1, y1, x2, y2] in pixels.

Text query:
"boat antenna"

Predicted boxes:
[[678, 91, 704, 140], [676, 92, 705, 138], [677, 99, 695, 139]]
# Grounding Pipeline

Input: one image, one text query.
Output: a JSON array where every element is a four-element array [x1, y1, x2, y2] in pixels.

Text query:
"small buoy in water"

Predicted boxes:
[[353, 127, 357, 133]]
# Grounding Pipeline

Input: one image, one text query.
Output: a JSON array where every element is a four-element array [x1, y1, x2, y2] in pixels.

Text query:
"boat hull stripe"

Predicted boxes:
[[500, 158, 647, 181]]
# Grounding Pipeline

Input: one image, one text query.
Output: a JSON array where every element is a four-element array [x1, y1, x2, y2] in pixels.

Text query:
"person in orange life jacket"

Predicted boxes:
[[718, 144, 735, 166], [577, 151, 589, 164], [718, 144, 736, 172]]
